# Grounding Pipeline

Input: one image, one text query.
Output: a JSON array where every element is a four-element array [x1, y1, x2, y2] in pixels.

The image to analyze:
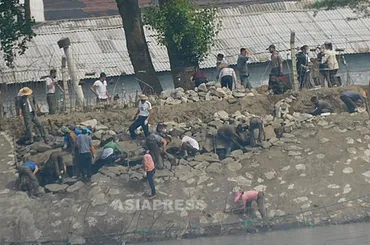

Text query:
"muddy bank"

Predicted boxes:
[[1, 86, 370, 244]]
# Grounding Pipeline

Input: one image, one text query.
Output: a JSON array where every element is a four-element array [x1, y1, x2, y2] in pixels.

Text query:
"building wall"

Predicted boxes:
[[1, 53, 369, 117], [19, 0, 45, 22]]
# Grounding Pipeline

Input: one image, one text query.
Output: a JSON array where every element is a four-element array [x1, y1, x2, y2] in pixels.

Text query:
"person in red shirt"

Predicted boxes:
[[143, 150, 156, 199], [190, 67, 208, 87], [234, 190, 266, 218]]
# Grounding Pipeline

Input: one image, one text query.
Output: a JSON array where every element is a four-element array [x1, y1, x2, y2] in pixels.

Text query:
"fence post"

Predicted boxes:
[[290, 31, 298, 91], [61, 56, 71, 112]]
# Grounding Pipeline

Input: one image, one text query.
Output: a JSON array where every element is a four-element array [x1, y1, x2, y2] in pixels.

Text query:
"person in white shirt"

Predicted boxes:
[[218, 65, 237, 90], [180, 135, 200, 158], [129, 94, 152, 140], [90, 72, 110, 103], [45, 69, 57, 114]]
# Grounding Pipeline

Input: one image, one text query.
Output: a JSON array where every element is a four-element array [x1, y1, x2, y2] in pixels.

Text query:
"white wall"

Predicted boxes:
[[19, 0, 45, 22]]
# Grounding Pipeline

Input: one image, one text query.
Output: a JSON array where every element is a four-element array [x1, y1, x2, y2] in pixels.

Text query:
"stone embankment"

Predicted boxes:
[[1, 86, 370, 244]]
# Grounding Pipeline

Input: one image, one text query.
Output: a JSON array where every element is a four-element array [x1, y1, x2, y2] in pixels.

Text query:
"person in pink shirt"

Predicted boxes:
[[234, 190, 266, 218], [143, 150, 156, 199]]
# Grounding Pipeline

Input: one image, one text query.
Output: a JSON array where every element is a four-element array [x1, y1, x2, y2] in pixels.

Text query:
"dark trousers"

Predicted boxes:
[[146, 137, 164, 169], [298, 70, 312, 89], [23, 111, 45, 141], [249, 121, 264, 147], [46, 93, 56, 114], [104, 153, 126, 165], [18, 166, 40, 196], [78, 152, 92, 180], [129, 116, 150, 140], [240, 74, 252, 89], [195, 78, 207, 87], [44, 152, 65, 181], [246, 192, 266, 218], [340, 94, 357, 113], [221, 75, 233, 90], [181, 142, 198, 156], [147, 169, 156, 196], [328, 69, 338, 87]]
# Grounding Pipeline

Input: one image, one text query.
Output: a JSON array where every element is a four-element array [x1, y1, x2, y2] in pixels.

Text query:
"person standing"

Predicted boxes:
[[297, 45, 312, 89], [322, 42, 339, 87], [90, 72, 110, 104], [267, 44, 283, 77], [234, 190, 266, 218], [143, 150, 156, 199], [218, 65, 237, 90], [45, 69, 57, 114], [18, 87, 47, 144], [129, 94, 152, 140], [237, 48, 251, 89], [76, 129, 94, 182]]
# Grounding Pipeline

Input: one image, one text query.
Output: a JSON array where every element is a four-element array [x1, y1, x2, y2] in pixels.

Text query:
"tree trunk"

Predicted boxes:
[[24, 0, 31, 20], [158, 0, 195, 91], [116, 0, 162, 94]]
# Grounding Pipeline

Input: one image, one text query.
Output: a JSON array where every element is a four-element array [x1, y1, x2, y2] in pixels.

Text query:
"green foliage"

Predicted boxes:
[[143, 0, 221, 66], [310, 0, 369, 14], [0, 0, 36, 68]]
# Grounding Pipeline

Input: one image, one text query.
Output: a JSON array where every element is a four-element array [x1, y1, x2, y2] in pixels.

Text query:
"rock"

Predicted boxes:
[[198, 83, 207, 92], [316, 154, 325, 159], [113, 124, 125, 134], [227, 176, 252, 186], [320, 138, 330, 143], [206, 163, 223, 174], [67, 181, 85, 193], [227, 161, 242, 171], [327, 184, 340, 189], [346, 147, 357, 154], [264, 171, 276, 180], [232, 92, 246, 98], [346, 137, 354, 144], [30, 142, 52, 153], [156, 169, 173, 178], [282, 133, 295, 138], [214, 88, 228, 98], [194, 154, 219, 163], [214, 110, 229, 120], [264, 126, 276, 140], [342, 167, 353, 174], [288, 151, 301, 156], [92, 193, 108, 207], [198, 175, 209, 185], [69, 235, 86, 245], [362, 171, 370, 178], [343, 184, 352, 194], [295, 164, 306, 170], [45, 184, 68, 193], [93, 130, 105, 140], [261, 141, 272, 148], [81, 119, 97, 129], [95, 125, 109, 131], [333, 126, 347, 133]]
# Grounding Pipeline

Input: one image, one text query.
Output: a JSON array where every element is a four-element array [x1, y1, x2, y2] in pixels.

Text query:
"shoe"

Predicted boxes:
[[148, 194, 156, 199]]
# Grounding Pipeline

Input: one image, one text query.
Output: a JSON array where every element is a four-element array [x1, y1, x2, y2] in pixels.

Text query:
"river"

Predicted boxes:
[[137, 223, 370, 245]]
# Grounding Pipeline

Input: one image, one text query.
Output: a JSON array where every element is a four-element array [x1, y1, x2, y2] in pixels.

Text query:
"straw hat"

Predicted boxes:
[[18, 87, 33, 96], [139, 94, 148, 100]]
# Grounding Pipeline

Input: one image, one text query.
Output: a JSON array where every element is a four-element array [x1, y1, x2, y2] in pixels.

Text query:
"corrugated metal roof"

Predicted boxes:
[[1, 5, 370, 84]]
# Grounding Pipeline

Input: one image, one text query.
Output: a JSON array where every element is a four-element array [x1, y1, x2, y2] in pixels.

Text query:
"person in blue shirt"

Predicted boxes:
[[62, 125, 92, 150], [17, 161, 42, 197]]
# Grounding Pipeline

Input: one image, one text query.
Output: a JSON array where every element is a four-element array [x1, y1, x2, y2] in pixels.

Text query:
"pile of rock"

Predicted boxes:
[[159, 82, 257, 105]]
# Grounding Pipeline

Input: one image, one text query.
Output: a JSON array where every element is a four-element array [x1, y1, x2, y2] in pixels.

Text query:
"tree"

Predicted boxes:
[[310, 0, 370, 14], [0, 0, 36, 68], [116, 0, 163, 94], [143, 0, 220, 90]]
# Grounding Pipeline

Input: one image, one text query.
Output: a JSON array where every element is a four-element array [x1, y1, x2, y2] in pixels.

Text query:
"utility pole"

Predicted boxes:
[[57, 38, 84, 108], [290, 31, 298, 91], [61, 56, 71, 111]]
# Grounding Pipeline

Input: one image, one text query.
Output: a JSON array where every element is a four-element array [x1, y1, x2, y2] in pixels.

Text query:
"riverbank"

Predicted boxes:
[[1, 86, 370, 244]]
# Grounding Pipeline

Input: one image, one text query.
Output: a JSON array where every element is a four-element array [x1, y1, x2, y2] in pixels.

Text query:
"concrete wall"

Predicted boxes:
[[1, 53, 369, 116], [19, 0, 45, 22]]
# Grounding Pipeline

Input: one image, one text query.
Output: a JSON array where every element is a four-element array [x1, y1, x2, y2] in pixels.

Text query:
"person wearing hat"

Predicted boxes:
[[340, 90, 367, 113], [322, 42, 339, 87], [18, 87, 47, 144], [129, 94, 152, 140], [234, 190, 266, 218], [267, 44, 283, 77], [91, 72, 110, 104], [45, 69, 57, 114]]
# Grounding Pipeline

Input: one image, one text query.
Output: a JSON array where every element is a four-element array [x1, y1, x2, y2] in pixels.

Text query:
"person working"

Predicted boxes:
[[340, 90, 366, 113], [190, 68, 208, 87], [218, 65, 237, 90], [129, 94, 152, 140], [145, 132, 171, 169], [17, 161, 42, 197], [180, 135, 200, 158], [234, 190, 266, 218], [310, 96, 334, 115], [248, 117, 265, 147], [217, 124, 249, 157], [100, 137, 127, 165]]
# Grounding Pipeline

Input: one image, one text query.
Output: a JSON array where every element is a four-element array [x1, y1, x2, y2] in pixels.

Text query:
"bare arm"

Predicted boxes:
[[47, 78, 55, 89], [33, 165, 39, 175], [162, 138, 168, 152], [90, 85, 98, 97]]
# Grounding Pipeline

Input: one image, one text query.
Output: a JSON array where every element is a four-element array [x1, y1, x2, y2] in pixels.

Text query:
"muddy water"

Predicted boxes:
[[137, 223, 370, 245]]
